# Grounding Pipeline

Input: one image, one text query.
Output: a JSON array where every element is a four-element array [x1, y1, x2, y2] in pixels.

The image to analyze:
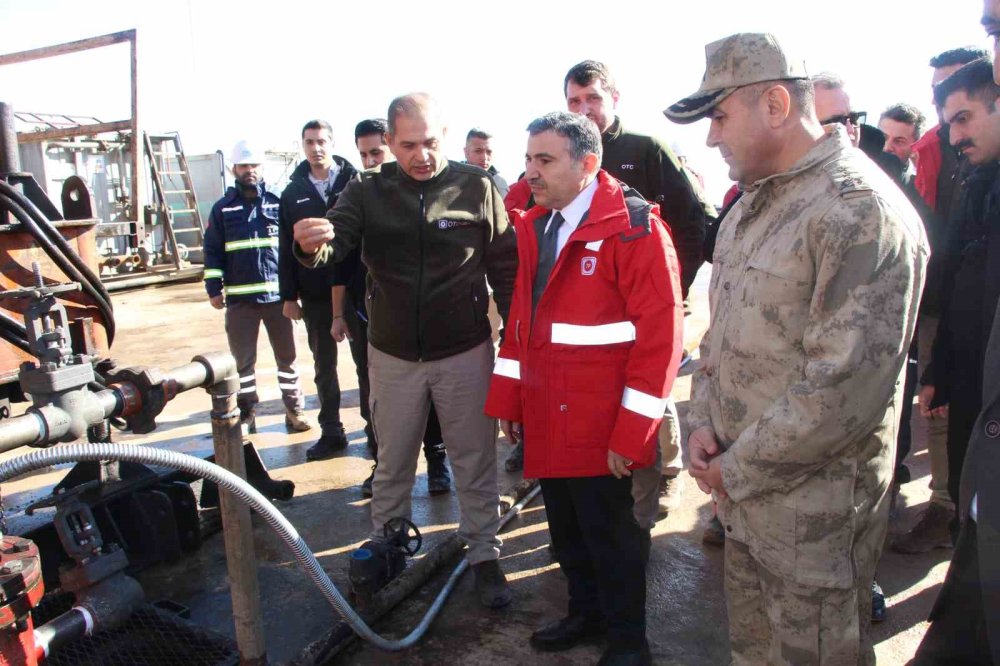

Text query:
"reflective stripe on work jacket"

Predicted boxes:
[[225, 238, 279, 252], [550, 321, 636, 345], [223, 281, 280, 296]]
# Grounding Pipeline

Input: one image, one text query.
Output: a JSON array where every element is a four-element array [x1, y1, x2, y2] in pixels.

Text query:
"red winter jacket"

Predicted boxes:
[[504, 177, 532, 216], [485, 171, 683, 478], [913, 125, 942, 209]]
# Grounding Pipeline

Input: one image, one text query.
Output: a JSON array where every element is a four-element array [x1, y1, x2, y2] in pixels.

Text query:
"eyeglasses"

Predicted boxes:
[[821, 111, 867, 127]]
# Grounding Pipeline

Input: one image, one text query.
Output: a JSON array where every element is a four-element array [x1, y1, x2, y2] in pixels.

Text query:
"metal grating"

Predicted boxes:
[[32, 592, 239, 666]]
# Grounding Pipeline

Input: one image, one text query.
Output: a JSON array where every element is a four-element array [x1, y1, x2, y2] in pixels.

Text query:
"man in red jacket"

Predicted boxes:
[[485, 111, 682, 666]]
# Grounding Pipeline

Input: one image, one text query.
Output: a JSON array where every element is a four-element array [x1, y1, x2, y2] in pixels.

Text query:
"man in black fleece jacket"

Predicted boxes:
[[294, 93, 517, 609]]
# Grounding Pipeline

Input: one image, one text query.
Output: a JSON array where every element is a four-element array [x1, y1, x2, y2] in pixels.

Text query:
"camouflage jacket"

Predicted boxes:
[[688, 128, 929, 589]]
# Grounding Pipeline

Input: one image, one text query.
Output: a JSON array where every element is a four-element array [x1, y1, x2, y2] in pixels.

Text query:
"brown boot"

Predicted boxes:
[[891, 503, 954, 554], [657, 473, 684, 518]]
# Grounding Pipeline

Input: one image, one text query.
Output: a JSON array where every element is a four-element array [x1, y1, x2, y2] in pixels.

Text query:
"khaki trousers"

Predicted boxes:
[[367, 340, 501, 564], [725, 537, 876, 666], [632, 398, 682, 529], [917, 316, 952, 508]]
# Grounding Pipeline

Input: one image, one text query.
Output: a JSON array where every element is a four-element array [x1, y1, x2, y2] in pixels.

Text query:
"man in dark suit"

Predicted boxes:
[[912, 6, 1000, 661]]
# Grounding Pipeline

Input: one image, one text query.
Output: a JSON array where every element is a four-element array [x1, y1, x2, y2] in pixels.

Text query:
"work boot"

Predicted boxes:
[[891, 503, 954, 554], [472, 559, 511, 608], [871, 580, 887, 623], [361, 464, 376, 498], [657, 473, 684, 518], [505, 441, 524, 472], [702, 515, 725, 547], [285, 408, 314, 433], [239, 407, 257, 436], [426, 445, 451, 496], [305, 429, 348, 461]]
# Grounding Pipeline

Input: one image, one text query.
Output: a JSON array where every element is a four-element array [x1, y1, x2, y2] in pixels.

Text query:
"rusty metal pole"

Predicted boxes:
[[0, 101, 20, 174], [208, 374, 266, 665]]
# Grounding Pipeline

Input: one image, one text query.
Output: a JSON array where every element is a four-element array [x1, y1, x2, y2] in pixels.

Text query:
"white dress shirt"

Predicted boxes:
[[544, 176, 599, 257]]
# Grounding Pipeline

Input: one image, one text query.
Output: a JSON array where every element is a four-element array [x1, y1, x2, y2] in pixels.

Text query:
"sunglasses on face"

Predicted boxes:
[[821, 111, 867, 127]]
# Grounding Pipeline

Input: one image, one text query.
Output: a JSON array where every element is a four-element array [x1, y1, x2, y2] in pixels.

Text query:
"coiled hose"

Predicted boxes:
[[0, 443, 540, 651]]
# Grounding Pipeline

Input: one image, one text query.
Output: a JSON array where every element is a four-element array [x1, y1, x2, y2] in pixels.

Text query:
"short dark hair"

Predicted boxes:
[[527, 111, 602, 162], [564, 60, 617, 97], [933, 57, 1000, 110], [301, 119, 333, 139], [880, 103, 926, 140], [355, 118, 387, 142], [929, 47, 990, 69], [466, 128, 492, 143]]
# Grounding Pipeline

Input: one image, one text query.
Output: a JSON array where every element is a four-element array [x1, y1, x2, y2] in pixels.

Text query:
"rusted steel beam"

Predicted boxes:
[[0, 30, 136, 67], [16, 120, 132, 143]]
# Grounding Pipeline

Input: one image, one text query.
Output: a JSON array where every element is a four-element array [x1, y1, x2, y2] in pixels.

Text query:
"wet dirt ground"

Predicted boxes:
[[1, 268, 949, 665]]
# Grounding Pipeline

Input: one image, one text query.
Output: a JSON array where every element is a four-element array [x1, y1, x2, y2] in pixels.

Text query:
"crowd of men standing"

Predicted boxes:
[[201, 5, 1000, 661]]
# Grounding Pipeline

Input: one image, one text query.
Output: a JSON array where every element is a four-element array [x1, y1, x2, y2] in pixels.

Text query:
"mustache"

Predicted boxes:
[[955, 139, 975, 151]]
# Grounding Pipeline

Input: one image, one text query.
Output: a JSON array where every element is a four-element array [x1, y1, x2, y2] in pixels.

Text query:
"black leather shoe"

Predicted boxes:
[[426, 453, 451, 495], [597, 643, 652, 665], [305, 431, 348, 461], [529, 615, 607, 652]]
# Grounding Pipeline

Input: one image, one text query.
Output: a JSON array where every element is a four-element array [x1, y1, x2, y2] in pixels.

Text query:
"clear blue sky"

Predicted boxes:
[[0, 0, 990, 203]]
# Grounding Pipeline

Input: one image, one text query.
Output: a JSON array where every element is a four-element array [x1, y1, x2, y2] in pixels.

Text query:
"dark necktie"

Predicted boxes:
[[532, 211, 565, 319]]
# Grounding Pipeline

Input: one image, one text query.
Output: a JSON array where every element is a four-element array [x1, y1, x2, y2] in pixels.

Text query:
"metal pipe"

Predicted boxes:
[[33, 607, 91, 660], [0, 412, 43, 452], [209, 373, 266, 665], [0, 101, 19, 174], [163, 361, 210, 394]]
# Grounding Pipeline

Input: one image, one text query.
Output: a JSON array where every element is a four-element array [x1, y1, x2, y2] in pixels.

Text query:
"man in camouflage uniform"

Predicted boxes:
[[666, 33, 928, 665]]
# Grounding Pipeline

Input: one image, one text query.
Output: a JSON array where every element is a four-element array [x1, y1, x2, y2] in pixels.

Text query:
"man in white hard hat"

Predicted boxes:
[[203, 140, 311, 433]]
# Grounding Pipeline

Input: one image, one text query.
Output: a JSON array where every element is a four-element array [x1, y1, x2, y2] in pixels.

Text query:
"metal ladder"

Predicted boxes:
[[143, 132, 205, 269]]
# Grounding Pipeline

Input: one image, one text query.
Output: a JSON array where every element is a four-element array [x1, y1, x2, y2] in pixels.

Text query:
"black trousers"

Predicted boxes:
[[913, 521, 995, 664], [344, 300, 444, 458], [948, 400, 980, 511], [539, 475, 648, 651], [301, 298, 342, 435]]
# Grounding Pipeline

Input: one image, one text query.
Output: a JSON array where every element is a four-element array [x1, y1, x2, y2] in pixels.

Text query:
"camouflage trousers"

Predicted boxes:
[[725, 537, 875, 666]]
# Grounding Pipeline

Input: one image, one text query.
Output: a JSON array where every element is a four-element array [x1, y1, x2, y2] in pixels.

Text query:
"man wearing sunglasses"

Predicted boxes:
[[813, 72, 866, 148]]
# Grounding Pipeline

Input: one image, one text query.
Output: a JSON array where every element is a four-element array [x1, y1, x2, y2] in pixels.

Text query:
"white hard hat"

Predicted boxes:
[[230, 139, 265, 165]]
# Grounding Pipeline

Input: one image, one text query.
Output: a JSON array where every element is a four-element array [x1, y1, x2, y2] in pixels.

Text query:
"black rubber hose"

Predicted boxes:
[[0, 180, 115, 314], [0, 192, 115, 344], [0, 180, 114, 313], [0, 191, 114, 334], [0, 310, 30, 353]]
